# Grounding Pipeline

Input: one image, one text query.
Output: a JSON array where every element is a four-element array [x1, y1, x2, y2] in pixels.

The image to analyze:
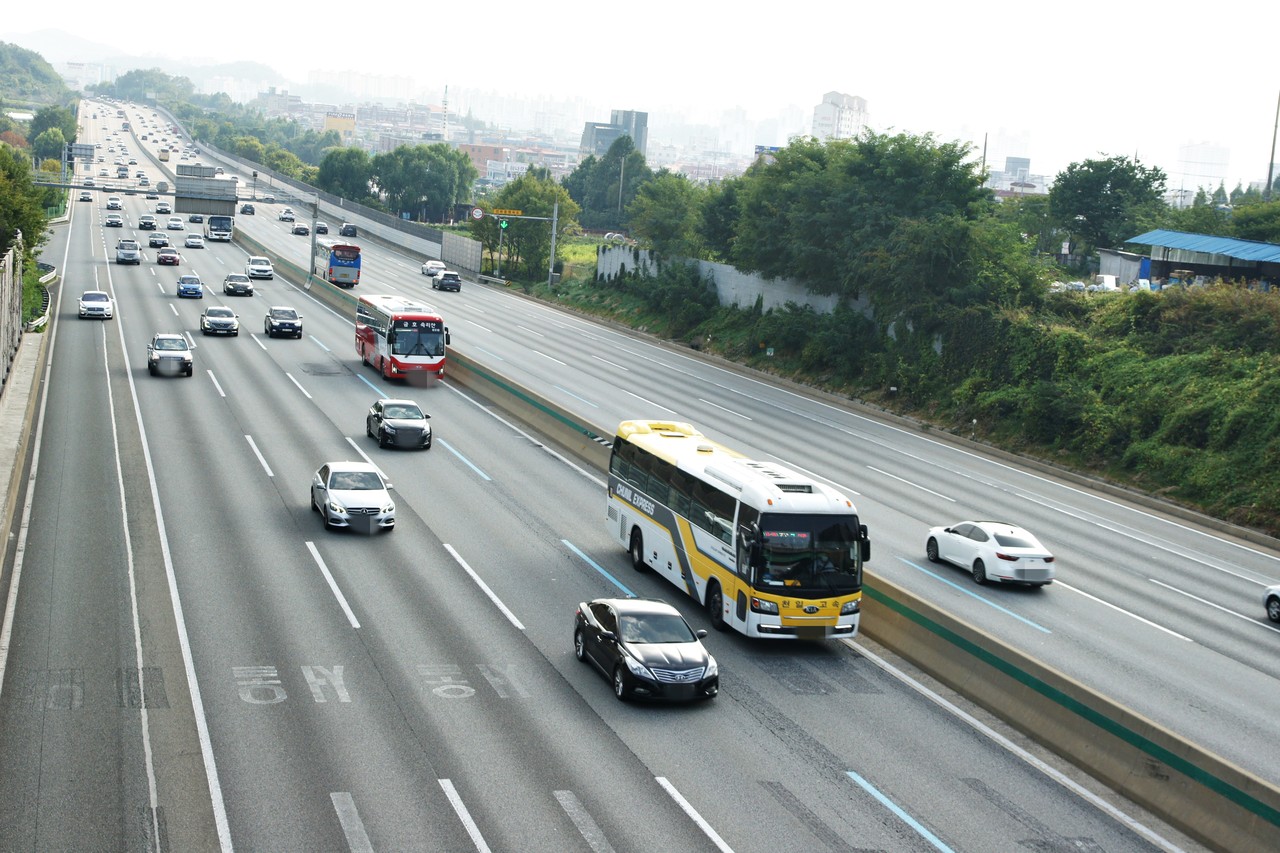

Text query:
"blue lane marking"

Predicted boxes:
[[896, 557, 1052, 634], [562, 539, 635, 597], [472, 345, 504, 361], [845, 770, 956, 852], [437, 438, 491, 481], [355, 373, 383, 394], [553, 385, 599, 408]]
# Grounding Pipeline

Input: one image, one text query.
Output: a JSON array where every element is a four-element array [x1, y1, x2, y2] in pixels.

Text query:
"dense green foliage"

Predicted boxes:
[[1049, 156, 1167, 255], [369, 144, 478, 222], [562, 136, 651, 231], [469, 169, 579, 278], [0, 42, 72, 104], [0, 144, 51, 259]]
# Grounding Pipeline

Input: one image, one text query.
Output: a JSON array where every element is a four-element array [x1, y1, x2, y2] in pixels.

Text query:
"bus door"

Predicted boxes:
[[730, 505, 761, 629]]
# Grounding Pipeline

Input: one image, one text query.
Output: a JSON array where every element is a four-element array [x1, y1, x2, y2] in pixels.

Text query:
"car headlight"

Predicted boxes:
[[841, 599, 861, 615], [327, 500, 346, 515], [704, 655, 718, 678], [382, 424, 396, 434], [623, 655, 653, 680], [381, 501, 395, 514]]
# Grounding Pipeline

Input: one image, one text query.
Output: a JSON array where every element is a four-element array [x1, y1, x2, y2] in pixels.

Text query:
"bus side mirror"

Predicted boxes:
[[861, 540, 871, 561], [386, 330, 396, 344], [445, 328, 451, 346]]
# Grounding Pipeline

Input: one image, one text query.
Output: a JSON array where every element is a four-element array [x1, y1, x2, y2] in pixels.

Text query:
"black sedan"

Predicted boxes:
[[574, 598, 718, 702], [365, 398, 431, 449]]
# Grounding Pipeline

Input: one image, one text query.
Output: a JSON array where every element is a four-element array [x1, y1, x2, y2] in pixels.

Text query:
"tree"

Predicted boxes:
[[701, 178, 741, 262], [371, 144, 477, 222], [562, 136, 652, 231], [0, 144, 52, 258], [30, 106, 76, 146], [1231, 201, 1280, 243], [471, 172, 579, 278], [1048, 156, 1166, 254], [31, 127, 65, 162], [318, 147, 373, 200], [626, 171, 706, 258]]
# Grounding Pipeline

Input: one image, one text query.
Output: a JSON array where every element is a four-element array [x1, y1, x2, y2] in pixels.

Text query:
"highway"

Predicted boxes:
[[0, 100, 1239, 851]]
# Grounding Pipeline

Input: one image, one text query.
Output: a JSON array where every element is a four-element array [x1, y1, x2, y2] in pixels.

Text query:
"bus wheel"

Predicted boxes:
[[706, 582, 727, 632], [629, 528, 647, 572]]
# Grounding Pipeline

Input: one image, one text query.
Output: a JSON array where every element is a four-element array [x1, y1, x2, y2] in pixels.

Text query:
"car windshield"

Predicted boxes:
[[82, 293, 108, 302], [207, 309, 233, 318], [271, 309, 297, 319], [391, 328, 446, 358], [329, 471, 382, 490], [753, 513, 863, 594], [155, 338, 187, 351], [179, 276, 200, 284], [618, 613, 696, 644], [383, 404, 423, 420]]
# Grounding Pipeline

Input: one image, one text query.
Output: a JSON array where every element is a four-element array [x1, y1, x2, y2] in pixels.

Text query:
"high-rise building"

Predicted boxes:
[[580, 110, 649, 158], [610, 110, 648, 158], [811, 92, 868, 142]]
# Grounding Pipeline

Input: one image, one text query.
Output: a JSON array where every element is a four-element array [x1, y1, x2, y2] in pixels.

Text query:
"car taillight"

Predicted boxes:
[[1044, 556, 1055, 563], [996, 552, 1019, 562]]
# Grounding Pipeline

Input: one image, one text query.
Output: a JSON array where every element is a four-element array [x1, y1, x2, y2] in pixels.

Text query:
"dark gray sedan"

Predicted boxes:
[[365, 398, 432, 449], [574, 598, 719, 702]]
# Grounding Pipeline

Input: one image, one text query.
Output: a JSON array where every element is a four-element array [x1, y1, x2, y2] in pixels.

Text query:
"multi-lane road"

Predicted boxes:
[[0, 100, 1265, 851]]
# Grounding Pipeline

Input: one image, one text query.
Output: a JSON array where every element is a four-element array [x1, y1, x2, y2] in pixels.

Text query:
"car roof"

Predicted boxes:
[[376, 398, 418, 406], [206, 306, 234, 314], [249, 256, 270, 263], [588, 597, 682, 617], [269, 305, 296, 313], [323, 461, 381, 473], [81, 290, 109, 297], [153, 332, 185, 340]]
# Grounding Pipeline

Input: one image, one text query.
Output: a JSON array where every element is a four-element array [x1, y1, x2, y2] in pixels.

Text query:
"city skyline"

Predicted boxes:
[[5, 1, 1278, 193]]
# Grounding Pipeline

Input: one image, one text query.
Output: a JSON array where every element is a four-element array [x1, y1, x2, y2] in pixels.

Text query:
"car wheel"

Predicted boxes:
[[573, 628, 587, 662], [185, 366, 193, 377], [1267, 595, 1280, 623], [612, 667, 629, 701], [321, 507, 333, 530], [264, 326, 272, 337], [706, 582, 727, 632], [972, 559, 988, 585], [629, 528, 646, 572], [926, 537, 940, 563], [366, 418, 374, 438], [378, 428, 388, 448], [424, 437, 432, 450], [147, 364, 156, 376]]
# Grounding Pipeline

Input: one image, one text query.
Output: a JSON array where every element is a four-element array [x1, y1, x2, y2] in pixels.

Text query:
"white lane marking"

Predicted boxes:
[[847, 641, 1188, 853], [532, 349, 567, 366], [285, 372, 313, 399], [244, 435, 273, 477], [306, 542, 360, 629], [444, 545, 524, 630], [590, 354, 628, 371], [438, 779, 492, 853], [515, 324, 545, 338], [113, 257, 236, 848], [654, 777, 734, 853], [442, 381, 605, 487], [623, 389, 676, 414], [697, 398, 751, 420], [330, 792, 374, 853], [1055, 580, 1192, 641], [1015, 490, 1271, 586], [207, 370, 226, 397], [866, 465, 956, 502], [436, 438, 491, 481], [1149, 579, 1280, 635], [465, 319, 494, 333], [554, 790, 616, 853], [169, 303, 178, 316], [251, 332, 268, 351], [342, 437, 390, 482]]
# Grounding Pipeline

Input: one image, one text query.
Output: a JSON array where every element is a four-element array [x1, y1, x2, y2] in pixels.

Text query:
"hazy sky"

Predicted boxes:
[[7, 1, 1278, 190]]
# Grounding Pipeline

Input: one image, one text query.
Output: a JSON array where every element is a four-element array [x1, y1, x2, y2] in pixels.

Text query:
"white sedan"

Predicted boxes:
[[1266, 585, 1280, 623], [421, 260, 446, 277], [926, 521, 1055, 586], [78, 290, 114, 319], [185, 234, 205, 249]]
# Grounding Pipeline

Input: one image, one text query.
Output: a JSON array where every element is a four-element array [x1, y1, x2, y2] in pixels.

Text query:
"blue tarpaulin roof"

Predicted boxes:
[[1127, 230, 1280, 263]]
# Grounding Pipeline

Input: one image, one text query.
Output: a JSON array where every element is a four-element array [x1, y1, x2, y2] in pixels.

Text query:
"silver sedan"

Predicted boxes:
[[310, 462, 395, 533]]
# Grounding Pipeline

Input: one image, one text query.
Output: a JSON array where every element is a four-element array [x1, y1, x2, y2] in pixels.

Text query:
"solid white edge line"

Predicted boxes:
[[305, 542, 361, 629], [1055, 580, 1192, 641], [329, 792, 374, 853], [844, 639, 1187, 853], [443, 544, 524, 630], [438, 779, 492, 853], [654, 777, 735, 853]]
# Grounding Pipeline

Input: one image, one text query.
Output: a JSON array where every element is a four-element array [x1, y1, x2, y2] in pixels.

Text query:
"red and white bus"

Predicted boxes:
[[355, 295, 450, 380]]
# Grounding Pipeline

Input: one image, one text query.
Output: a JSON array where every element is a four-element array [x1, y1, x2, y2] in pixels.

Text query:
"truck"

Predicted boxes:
[[204, 215, 234, 242]]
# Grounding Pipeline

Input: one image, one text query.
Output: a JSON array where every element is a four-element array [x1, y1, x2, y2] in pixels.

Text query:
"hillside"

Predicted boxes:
[[0, 41, 71, 104]]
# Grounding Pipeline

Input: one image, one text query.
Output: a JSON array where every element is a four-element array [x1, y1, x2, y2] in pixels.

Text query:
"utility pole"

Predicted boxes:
[[1266, 90, 1279, 203], [547, 198, 559, 288]]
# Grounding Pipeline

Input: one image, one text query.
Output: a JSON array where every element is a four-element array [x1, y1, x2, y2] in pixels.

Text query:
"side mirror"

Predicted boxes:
[[444, 329, 451, 346], [694, 629, 708, 639], [861, 540, 871, 561], [384, 482, 394, 490]]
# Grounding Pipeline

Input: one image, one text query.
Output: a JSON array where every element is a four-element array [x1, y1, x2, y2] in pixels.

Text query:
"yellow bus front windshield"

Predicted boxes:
[[754, 514, 862, 594]]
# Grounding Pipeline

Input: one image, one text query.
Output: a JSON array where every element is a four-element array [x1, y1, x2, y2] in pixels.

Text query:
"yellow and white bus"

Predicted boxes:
[[606, 420, 870, 639]]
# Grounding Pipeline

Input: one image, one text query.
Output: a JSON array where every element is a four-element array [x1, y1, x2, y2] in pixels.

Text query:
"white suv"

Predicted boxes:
[[246, 256, 275, 279]]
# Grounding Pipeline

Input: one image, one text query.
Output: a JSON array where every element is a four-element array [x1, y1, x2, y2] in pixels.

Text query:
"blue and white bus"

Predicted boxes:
[[314, 239, 361, 287]]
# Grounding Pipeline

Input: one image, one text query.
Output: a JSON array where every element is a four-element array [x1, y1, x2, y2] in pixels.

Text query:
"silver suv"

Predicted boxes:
[[115, 239, 141, 264]]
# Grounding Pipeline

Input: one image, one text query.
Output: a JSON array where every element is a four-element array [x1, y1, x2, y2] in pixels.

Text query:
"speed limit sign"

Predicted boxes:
[[470, 207, 485, 221]]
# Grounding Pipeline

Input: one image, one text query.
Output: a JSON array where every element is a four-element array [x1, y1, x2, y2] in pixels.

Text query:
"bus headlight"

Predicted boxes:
[[841, 599, 861, 615], [750, 597, 778, 615]]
